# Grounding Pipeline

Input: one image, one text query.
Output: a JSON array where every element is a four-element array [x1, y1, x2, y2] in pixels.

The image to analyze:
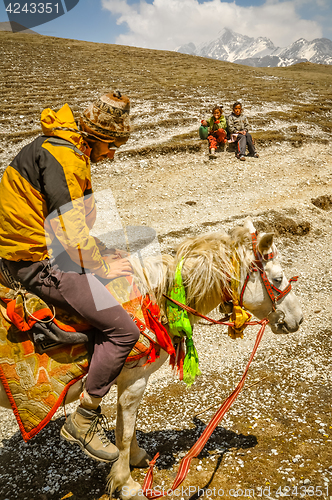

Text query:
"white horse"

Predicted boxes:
[[0, 219, 303, 499]]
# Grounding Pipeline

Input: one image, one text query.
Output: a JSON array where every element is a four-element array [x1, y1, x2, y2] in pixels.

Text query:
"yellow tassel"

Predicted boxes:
[[228, 301, 252, 339]]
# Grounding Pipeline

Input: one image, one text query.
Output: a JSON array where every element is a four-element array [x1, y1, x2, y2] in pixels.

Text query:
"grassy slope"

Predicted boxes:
[[0, 32, 331, 155]]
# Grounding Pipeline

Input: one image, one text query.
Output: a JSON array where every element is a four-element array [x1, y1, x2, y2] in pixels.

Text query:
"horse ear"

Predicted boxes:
[[243, 217, 256, 233], [258, 233, 274, 254]]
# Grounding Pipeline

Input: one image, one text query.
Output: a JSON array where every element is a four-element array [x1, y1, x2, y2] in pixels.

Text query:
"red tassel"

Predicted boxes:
[[143, 296, 175, 357], [142, 345, 160, 366], [169, 339, 185, 380]]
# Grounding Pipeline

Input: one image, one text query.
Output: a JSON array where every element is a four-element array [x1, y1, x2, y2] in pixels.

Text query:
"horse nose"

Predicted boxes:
[[291, 315, 304, 332], [287, 315, 304, 333]]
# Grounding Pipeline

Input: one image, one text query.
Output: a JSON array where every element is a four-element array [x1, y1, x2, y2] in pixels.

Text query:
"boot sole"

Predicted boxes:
[[60, 426, 119, 464]]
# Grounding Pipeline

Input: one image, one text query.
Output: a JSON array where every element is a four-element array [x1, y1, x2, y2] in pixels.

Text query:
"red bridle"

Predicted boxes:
[[239, 232, 298, 312]]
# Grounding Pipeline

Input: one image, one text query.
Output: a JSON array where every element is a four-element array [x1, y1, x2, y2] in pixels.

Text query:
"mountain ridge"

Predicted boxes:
[[176, 28, 332, 67]]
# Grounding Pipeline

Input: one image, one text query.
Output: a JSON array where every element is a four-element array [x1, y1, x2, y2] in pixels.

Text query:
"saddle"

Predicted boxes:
[[0, 260, 175, 441], [0, 258, 169, 362], [0, 259, 92, 349]]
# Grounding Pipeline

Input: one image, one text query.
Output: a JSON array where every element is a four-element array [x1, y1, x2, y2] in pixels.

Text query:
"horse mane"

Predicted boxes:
[[174, 226, 252, 305], [130, 225, 253, 315]]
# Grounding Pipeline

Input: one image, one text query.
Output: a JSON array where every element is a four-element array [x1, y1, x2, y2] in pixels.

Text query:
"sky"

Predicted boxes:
[[1, 0, 331, 49]]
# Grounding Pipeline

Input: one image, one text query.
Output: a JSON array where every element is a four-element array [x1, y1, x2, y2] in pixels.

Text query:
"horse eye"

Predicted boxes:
[[273, 277, 283, 284]]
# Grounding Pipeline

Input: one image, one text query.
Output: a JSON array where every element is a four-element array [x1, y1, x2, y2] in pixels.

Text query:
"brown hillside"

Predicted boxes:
[[0, 31, 331, 171]]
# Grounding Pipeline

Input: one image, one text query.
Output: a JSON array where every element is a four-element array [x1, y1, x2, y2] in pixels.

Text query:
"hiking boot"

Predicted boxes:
[[209, 148, 217, 159], [60, 406, 119, 463]]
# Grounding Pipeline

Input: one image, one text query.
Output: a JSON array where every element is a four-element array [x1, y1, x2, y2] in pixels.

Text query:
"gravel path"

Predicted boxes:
[[1, 140, 331, 499]]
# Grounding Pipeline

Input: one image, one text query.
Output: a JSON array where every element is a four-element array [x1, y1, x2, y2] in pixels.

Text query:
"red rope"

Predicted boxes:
[[144, 232, 299, 495], [142, 316, 269, 498], [163, 294, 261, 328]]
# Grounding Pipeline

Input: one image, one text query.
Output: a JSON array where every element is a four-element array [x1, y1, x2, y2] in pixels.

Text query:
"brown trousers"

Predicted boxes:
[[4, 257, 140, 398]]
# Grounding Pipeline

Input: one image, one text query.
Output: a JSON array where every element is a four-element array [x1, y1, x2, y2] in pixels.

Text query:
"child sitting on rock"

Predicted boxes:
[[227, 101, 259, 161], [200, 105, 228, 159]]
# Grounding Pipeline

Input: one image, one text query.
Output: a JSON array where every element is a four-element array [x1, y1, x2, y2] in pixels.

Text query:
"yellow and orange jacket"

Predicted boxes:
[[0, 104, 110, 278]]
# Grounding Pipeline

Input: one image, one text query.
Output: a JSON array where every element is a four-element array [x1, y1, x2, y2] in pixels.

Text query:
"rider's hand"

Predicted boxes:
[[114, 249, 129, 258], [102, 252, 118, 261], [103, 257, 133, 280], [201, 120, 208, 127], [101, 248, 129, 258]]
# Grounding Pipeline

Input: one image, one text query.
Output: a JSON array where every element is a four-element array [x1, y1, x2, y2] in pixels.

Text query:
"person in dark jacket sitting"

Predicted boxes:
[[228, 101, 259, 161]]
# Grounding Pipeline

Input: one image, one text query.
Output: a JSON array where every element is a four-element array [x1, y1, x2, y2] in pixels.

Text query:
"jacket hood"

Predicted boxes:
[[40, 103, 84, 148]]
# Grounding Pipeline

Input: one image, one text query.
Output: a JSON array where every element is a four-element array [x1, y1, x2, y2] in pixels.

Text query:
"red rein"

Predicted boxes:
[[142, 234, 298, 497], [239, 233, 298, 311], [142, 300, 269, 498]]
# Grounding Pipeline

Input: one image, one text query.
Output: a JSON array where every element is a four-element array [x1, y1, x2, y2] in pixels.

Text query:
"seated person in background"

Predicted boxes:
[[200, 105, 228, 159], [228, 101, 259, 161]]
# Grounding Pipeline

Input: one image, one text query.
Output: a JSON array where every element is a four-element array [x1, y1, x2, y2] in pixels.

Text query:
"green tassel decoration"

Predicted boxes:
[[167, 258, 201, 386], [183, 338, 201, 386]]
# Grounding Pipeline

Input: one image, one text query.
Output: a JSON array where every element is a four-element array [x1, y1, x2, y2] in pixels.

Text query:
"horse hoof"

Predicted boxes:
[[130, 451, 152, 468], [118, 478, 142, 499]]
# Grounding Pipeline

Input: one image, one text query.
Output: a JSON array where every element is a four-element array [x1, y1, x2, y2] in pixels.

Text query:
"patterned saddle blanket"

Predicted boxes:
[[0, 276, 173, 441]]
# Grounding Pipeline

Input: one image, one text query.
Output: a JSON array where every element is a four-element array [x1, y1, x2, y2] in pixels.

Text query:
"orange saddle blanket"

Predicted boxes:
[[0, 276, 173, 441]]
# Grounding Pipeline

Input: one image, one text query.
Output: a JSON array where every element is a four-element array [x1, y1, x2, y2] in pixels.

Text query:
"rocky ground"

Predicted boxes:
[[0, 31, 331, 500]]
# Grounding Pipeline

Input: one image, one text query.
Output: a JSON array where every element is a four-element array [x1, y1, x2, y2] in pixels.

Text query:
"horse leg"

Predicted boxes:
[[107, 373, 148, 499], [130, 428, 151, 467], [108, 351, 168, 500], [0, 381, 11, 409], [62, 379, 83, 405]]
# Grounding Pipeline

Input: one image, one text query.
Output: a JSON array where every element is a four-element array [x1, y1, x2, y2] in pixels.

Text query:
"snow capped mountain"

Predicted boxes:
[[197, 28, 276, 62], [276, 37, 332, 66], [176, 28, 332, 67]]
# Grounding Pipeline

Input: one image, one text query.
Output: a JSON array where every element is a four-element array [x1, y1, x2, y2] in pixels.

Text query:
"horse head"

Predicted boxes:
[[132, 219, 303, 336], [241, 218, 303, 334]]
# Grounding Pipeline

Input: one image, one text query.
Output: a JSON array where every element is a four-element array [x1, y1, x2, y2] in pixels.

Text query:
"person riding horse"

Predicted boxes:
[[0, 91, 139, 464]]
